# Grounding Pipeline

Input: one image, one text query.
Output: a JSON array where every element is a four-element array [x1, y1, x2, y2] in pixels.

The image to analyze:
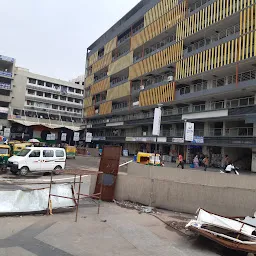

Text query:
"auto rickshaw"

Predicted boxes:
[[0, 144, 11, 171], [8, 140, 21, 155], [65, 145, 76, 159], [12, 143, 32, 155], [136, 152, 161, 166]]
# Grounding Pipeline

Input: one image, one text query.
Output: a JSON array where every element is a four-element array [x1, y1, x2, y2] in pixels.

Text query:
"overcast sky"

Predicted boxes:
[[0, 0, 140, 81]]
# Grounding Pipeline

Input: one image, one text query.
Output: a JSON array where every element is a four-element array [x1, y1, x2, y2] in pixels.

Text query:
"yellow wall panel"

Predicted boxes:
[[139, 83, 175, 107], [84, 96, 92, 108], [144, 0, 179, 26], [90, 77, 110, 95], [106, 81, 130, 101], [129, 41, 183, 80], [85, 74, 94, 88], [88, 51, 98, 67], [92, 52, 112, 74], [108, 52, 133, 76], [99, 101, 112, 115], [85, 106, 95, 117], [131, 2, 186, 50], [104, 37, 117, 55], [176, 0, 245, 40]]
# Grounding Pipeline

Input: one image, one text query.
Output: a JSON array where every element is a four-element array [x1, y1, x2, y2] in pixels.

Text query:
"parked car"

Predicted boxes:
[[8, 147, 66, 176]]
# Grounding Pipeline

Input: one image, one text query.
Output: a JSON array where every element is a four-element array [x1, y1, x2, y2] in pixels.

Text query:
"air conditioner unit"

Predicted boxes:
[[106, 119, 110, 123], [140, 85, 144, 90], [95, 109, 99, 114], [133, 101, 139, 106], [167, 76, 173, 81]]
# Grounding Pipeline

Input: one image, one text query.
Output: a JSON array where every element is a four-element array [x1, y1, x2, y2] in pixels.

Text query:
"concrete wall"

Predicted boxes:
[[114, 162, 256, 216]]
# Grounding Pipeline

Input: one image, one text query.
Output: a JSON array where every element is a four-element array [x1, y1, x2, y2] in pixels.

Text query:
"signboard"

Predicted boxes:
[[61, 133, 67, 141], [85, 132, 92, 142], [92, 137, 106, 141], [152, 107, 162, 136], [46, 133, 55, 140], [3, 128, 10, 138], [192, 136, 204, 144], [172, 138, 184, 143], [184, 122, 194, 142], [73, 132, 80, 142]]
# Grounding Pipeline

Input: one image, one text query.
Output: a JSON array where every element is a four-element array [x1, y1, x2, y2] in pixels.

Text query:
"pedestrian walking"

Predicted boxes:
[[177, 154, 184, 169], [203, 156, 209, 171], [193, 155, 199, 168]]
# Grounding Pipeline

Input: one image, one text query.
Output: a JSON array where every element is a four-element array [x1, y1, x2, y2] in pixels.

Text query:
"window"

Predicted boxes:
[[52, 105, 58, 109], [37, 91, 43, 97], [45, 93, 51, 98], [60, 106, 65, 111], [27, 89, 35, 95], [43, 150, 54, 157], [0, 148, 9, 154], [68, 97, 73, 102], [28, 78, 36, 84], [29, 150, 40, 158], [76, 89, 81, 94], [60, 96, 66, 101], [17, 149, 31, 156], [53, 94, 58, 99], [46, 82, 52, 88], [69, 87, 74, 92], [56, 150, 64, 157], [38, 80, 44, 86]]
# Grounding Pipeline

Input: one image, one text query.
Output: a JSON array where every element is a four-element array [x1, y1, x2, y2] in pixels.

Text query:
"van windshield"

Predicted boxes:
[[17, 149, 31, 156]]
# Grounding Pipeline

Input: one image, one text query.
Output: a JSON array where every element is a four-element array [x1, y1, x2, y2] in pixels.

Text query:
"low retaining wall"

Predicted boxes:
[[114, 163, 256, 216]]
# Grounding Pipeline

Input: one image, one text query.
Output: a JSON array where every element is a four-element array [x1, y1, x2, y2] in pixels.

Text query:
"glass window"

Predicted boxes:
[[56, 150, 64, 157], [43, 150, 54, 157], [38, 80, 44, 86], [29, 150, 40, 157], [28, 78, 36, 84], [17, 149, 31, 156], [0, 148, 9, 154]]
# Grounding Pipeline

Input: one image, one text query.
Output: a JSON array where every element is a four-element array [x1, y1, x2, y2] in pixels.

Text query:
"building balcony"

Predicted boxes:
[[208, 127, 253, 137], [25, 94, 83, 109], [26, 83, 84, 99], [0, 70, 12, 78], [0, 82, 11, 90]]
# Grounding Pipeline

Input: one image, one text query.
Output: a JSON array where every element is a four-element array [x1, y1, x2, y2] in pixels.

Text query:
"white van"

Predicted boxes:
[[8, 147, 66, 176]]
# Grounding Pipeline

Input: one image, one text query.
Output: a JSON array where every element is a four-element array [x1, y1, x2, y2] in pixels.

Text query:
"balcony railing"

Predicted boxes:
[[192, 104, 205, 112], [225, 127, 253, 137], [188, 0, 211, 12], [213, 69, 256, 88], [209, 127, 253, 137], [185, 24, 239, 54], [194, 81, 207, 92], [0, 70, 12, 77]]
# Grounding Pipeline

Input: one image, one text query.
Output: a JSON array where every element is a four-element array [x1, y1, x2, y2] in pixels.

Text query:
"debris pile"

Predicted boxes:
[[114, 200, 158, 214], [186, 208, 256, 254]]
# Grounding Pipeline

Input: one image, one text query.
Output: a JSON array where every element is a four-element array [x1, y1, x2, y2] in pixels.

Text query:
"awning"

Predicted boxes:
[[8, 119, 82, 131]]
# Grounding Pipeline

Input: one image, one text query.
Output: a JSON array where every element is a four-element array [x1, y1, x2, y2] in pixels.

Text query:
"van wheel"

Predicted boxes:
[[20, 167, 29, 176], [53, 166, 62, 175]]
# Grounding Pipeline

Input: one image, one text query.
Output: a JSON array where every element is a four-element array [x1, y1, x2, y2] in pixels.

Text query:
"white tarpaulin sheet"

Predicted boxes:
[[0, 184, 75, 213], [187, 209, 256, 237]]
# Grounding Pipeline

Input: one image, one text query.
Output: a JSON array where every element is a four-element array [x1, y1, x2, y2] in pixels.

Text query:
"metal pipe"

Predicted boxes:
[[75, 175, 82, 222], [47, 171, 53, 215]]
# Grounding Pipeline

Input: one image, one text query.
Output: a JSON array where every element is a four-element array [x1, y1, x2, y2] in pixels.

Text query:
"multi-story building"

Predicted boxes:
[[0, 55, 15, 129], [9, 67, 84, 142], [84, 0, 256, 171]]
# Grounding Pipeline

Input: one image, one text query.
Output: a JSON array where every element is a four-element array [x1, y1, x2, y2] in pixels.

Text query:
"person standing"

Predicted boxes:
[[177, 154, 184, 169], [203, 156, 209, 171]]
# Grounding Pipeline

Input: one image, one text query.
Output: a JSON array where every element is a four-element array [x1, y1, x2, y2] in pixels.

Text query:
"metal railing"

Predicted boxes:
[[225, 127, 253, 137], [211, 101, 225, 110], [209, 128, 223, 136], [192, 104, 206, 112], [177, 106, 189, 114], [188, 0, 211, 12], [227, 96, 254, 108], [213, 69, 256, 88], [179, 86, 190, 95], [186, 24, 239, 53], [194, 81, 207, 92]]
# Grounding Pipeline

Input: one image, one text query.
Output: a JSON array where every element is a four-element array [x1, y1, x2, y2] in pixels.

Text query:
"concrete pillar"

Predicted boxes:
[[190, 85, 194, 93], [188, 104, 193, 112], [223, 121, 226, 136], [224, 98, 227, 108], [253, 124, 256, 136], [204, 122, 209, 136], [251, 148, 256, 172], [207, 80, 213, 89], [202, 146, 208, 156], [205, 101, 211, 111]]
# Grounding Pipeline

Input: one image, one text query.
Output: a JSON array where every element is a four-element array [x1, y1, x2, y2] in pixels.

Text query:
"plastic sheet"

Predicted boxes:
[[0, 184, 75, 213]]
